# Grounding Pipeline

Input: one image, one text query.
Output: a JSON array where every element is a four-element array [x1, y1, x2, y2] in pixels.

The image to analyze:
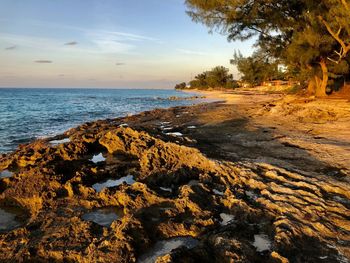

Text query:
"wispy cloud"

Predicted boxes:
[[104, 30, 162, 43], [85, 29, 161, 53], [0, 28, 159, 55], [34, 60, 52, 63], [5, 45, 17, 50], [176, 48, 208, 56], [64, 41, 77, 46]]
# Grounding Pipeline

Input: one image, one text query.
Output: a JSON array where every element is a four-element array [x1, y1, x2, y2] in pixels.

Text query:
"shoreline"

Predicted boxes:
[[0, 90, 350, 262], [0, 89, 208, 155]]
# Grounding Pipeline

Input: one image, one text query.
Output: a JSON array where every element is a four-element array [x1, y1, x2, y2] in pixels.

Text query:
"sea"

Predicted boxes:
[[0, 88, 202, 154]]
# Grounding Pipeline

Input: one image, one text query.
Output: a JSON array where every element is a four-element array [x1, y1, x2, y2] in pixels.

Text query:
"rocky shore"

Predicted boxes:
[[0, 90, 349, 262]]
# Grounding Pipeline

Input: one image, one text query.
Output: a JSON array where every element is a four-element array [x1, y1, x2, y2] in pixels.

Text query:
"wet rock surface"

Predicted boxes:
[[0, 93, 349, 262]]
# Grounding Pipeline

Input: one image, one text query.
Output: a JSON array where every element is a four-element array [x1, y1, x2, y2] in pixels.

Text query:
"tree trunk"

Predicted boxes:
[[315, 60, 328, 97], [307, 78, 316, 95]]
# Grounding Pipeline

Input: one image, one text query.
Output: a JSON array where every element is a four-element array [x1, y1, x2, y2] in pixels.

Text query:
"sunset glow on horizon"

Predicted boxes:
[[0, 0, 254, 88]]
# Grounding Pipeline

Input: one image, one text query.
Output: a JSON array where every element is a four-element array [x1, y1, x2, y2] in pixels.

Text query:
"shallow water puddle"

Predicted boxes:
[[213, 189, 224, 196], [187, 126, 196, 129], [137, 237, 199, 263], [90, 153, 106, 163], [165, 132, 183, 137], [0, 170, 13, 179], [0, 208, 22, 232], [220, 213, 235, 226], [82, 207, 122, 227], [188, 180, 200, 186], [246, 190, 258, 200], [49, 138, 71, 145], [160, 187, 172, 193], [92, 175, 135, 192], [253, 234, 272, 252]]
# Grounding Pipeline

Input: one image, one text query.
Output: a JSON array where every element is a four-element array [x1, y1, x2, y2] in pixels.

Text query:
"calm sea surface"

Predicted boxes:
[[0, 88, 201, 153]]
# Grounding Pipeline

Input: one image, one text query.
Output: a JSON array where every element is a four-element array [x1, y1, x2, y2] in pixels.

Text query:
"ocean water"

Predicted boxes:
[[0, 88, 201, 154]]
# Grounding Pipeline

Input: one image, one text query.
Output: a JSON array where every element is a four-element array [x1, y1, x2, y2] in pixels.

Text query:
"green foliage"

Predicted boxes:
[[185, 0, 350, 96], [174, 82, 187, 90], [231, 50, 285, 86], [188, 66, 238, 89]]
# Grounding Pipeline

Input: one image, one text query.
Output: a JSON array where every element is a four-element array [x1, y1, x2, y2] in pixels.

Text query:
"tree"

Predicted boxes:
[[187, 66, 238, 89], [206, 66, 233, 87], [185, 0, 350, 97], [231, 50, 283, 86], [174, 82, 187, 90]]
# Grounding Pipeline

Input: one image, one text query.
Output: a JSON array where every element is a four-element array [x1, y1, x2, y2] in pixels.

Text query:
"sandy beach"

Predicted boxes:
[[0, 88, 349, 262]]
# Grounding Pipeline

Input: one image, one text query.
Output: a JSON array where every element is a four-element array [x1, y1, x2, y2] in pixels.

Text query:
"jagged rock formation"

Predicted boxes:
[[0, 121, 349, 262]]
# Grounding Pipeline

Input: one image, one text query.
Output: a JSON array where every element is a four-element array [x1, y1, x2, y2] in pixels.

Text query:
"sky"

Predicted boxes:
[[0, 0, 255, 89]]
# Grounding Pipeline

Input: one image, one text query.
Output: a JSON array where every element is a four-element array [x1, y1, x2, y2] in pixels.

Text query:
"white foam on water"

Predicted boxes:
[[91, 153, 106, 163], [220, 213, 235, 226], [92, 175, 135, 192], [49, 138, 71, 145], [253, 234, 272, 252], [0, 170, 13, 179], [137, 237, 199, 263], [166, 132, 183, 137]]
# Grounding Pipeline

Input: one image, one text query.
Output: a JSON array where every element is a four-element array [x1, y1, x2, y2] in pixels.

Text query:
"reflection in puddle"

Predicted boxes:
[[246, 191, 258, 200], [160, 187, 172, 193], [220, 213, 235, 226], [253, 234, 272, 252], [0, 170, 12, 179], [0, 208, 22, 232], [82, 207, 122, 227], [137, 237, 199, 263], [188, 180, 199, 186], [49, 138, 71, 145], [91, 153, 106, 163], [213, 189, 224, 196], [92, 175, 136, 192]]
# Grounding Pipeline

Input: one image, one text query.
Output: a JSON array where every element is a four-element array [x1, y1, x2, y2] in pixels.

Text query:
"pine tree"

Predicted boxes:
[[185, 0, 350, 96]]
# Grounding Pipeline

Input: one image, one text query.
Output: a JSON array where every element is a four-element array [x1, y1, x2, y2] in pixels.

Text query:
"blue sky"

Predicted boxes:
[[0, 0, 255, 88]]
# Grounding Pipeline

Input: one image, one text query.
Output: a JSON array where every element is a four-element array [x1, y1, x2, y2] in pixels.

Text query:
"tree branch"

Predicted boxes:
[[318, 15, 350, 63], [340, 0, 350, 11]]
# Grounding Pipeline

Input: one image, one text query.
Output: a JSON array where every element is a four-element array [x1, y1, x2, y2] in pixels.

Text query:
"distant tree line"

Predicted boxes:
[[175, 66, 239, 90], [231, 50, 287, 87], [185, 0, 350, 97]]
